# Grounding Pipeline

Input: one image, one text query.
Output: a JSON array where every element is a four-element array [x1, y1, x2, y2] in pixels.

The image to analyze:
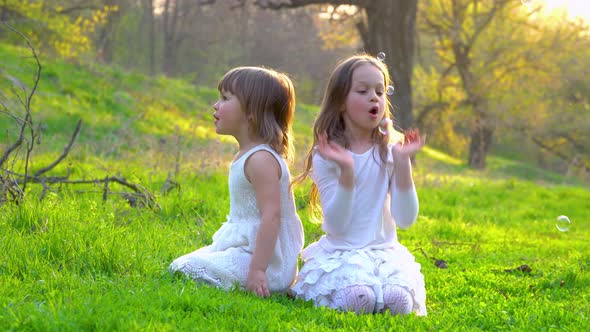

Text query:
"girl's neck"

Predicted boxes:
[[233, 137, 265, 161], [345, 131, 374, 154], [239, 140, 264, 152]]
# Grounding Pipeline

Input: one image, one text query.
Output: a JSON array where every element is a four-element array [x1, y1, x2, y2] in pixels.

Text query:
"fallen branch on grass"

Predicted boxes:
[[0, 22, 159, 210]]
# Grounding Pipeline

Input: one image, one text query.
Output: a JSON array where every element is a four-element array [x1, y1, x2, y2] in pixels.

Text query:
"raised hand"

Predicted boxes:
[[392, 128, 426, 158], [316, 132, 353, 170]]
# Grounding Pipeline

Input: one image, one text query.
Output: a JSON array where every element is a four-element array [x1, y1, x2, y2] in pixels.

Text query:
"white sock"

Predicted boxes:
[[383, 284, 413, 315], [331, 285, 376, 314]]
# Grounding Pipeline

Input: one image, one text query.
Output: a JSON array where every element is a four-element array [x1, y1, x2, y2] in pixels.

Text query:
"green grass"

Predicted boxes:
[[2, 43, 590, 331]]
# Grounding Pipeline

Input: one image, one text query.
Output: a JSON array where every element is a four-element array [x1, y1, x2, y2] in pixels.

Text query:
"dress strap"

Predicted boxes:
[[239, 144, 285, 179]]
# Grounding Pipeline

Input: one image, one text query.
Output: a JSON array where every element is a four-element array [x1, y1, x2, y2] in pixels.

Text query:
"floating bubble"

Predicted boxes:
[[386, 85, 395, 96], [377, 52, 386, 62], [378, 118, 392, 135], [555, 215, 570, 232]]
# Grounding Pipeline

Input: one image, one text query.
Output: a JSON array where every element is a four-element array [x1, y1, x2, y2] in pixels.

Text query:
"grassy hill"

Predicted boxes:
[[1, 43, 589, 331]]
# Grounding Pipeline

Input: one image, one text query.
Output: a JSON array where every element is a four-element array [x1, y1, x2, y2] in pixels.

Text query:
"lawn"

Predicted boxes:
[[1, 43, 589, 331]]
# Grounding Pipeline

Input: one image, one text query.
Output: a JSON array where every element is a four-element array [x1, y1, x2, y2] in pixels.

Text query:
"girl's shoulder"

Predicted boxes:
[[234, 144, 279, 163], [251, 144, 284, 163], [243, 144, 286, 170]]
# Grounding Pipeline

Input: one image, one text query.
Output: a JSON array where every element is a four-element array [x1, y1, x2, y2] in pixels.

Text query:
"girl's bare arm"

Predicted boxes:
[[244, 150, 282, 297]]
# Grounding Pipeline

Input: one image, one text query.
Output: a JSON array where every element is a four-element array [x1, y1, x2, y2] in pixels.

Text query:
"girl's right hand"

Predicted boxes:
[[317, 132, 353, 171], [247, 269, 271, 298]]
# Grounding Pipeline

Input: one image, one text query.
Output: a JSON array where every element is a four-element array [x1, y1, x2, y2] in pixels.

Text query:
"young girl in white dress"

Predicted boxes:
[[169, 66, 304, 297], [290, 54, 427, 315]]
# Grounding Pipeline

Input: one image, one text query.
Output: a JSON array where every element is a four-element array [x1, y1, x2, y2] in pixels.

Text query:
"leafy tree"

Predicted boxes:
[[521, 15, 590, 176], [243, 0, 419, 130], [420, 0, 516, 169], [0, 0, 116, 58], [418, 0, 589, 173]]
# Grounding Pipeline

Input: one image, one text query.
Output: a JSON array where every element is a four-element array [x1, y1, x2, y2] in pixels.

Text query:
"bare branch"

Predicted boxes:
[[0, 121, 25, 168], [1, 23, 41, 193], [415, 101, 449, 125], [0, 22, 40, 169], [560, 133, 589, 155], [254, 0, 370, 10], [530, 136, 589, 173], [1, 23, 160, 209], [32, 119, 82, 178], [464, 1, 512, 56]]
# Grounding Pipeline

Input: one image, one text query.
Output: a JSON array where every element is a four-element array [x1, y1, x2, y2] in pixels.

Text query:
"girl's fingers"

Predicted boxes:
[[256, 285, 269, 298], [328, 141, 340, 152]]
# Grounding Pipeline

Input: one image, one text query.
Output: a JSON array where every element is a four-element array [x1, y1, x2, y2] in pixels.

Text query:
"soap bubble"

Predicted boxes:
[[386, 85, 395, 96], [377, 52, 386, 61], [555, 215, 570, 232], [378, 118, 392, 135]]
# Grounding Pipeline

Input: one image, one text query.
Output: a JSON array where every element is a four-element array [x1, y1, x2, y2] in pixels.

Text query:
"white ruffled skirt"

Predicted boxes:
[[290, 241, 427, 315]]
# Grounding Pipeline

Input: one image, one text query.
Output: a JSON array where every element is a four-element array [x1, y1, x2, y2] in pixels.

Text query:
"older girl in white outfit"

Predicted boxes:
[[290, 54, 427, 315]]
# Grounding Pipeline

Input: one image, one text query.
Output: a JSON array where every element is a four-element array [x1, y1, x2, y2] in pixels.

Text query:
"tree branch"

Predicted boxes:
[[254, 0, 370, 10], [32, 119, 82, 177], [1, 22, 160, 209], [0, 22, 41, 172]]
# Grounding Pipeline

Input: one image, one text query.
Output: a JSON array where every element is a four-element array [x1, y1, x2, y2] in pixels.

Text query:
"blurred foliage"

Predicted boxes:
[[0, 0, 116, 57], [0, 0, 588, 179], [417, 0, 590, 175]]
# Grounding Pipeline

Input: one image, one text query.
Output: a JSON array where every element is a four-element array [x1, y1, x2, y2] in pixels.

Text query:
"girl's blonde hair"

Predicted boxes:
[[293, 53, 398, 220], [218, 66, 296, 162]]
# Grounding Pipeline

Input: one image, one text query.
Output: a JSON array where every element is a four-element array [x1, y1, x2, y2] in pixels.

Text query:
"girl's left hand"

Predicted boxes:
[[247, 269, 271, 297], [392, 129, 426, 158]]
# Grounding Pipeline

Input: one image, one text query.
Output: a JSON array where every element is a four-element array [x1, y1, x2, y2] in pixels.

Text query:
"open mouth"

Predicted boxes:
[[369, 106, 379, 115]]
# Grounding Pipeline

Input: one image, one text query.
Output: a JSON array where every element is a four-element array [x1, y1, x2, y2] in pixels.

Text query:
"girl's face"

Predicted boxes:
[[213, 90, 248, 138], [343, 63, 386, 137]]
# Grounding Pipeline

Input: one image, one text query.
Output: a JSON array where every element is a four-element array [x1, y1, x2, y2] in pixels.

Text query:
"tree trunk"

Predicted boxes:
[[162, 0, 180, 75], [359, 0, 417, 130], [0, 8, 6, 38], [468, 104, 494, 169], [256, 0, 418, 130], [96, 0, 121, 64], [144, 0, 156, 76], [0, 175, 6, 207], [453, 28, 495, 169]]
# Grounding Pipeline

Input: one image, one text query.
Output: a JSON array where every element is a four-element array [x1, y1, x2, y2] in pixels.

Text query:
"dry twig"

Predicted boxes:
[[0, 22, 159, 210]]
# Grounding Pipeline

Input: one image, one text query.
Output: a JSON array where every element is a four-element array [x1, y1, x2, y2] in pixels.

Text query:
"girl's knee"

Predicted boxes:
[[382, 284, 413, 316], [332, 285, 376, 314]]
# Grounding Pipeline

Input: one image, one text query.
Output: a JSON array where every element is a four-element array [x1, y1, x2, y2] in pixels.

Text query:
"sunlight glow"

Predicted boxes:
[[542, 0, 590, 21], [318, 5, 358, 20]]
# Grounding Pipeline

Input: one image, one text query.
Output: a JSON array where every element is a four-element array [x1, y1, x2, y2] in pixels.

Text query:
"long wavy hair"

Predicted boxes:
[[218, 66, 296, 163], [293, 53, 398, 221]]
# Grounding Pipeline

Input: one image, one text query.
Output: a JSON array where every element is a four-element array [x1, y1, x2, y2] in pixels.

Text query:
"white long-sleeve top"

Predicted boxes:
[[312, 144, 419, 251]]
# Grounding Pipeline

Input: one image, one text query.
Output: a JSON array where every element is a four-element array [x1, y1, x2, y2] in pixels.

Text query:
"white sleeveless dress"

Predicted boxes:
[[169, 144, 304, 292]]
